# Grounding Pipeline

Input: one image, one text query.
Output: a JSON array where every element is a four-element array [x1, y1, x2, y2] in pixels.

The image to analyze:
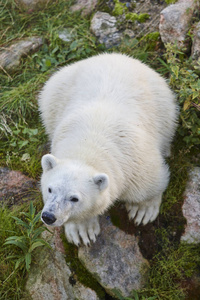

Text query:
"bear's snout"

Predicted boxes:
[[42, 211, 57, 225]]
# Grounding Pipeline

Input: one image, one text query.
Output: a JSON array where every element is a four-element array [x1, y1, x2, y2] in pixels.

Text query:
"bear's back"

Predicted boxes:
[[39, 53, 177, 152]]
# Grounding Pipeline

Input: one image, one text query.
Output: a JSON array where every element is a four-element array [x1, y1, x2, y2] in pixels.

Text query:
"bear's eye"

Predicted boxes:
[[48, 187, 52, 193], [70, 197, 79, 203]]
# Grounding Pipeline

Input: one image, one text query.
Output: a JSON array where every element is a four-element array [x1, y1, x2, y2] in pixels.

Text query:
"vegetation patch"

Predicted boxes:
[[0, 201, 44, 299], [4, 202, 51, 272], [164, 44, 200, 147]]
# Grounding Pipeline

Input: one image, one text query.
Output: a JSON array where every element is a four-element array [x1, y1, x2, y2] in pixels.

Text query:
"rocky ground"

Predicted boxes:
[[0, 0, 200, 299], [1, 0, 200, 72], [1, 164, 200, 299]]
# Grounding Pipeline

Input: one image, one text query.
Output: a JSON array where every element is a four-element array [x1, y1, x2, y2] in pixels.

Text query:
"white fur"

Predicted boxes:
[[39, 53, 178, 246]]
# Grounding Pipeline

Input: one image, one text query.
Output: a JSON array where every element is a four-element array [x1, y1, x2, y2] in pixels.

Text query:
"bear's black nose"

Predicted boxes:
[[42, 211, 56, 225]]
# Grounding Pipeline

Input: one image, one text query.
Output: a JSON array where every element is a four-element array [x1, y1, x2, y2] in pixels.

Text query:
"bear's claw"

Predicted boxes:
[[64, 216, 100, 246]]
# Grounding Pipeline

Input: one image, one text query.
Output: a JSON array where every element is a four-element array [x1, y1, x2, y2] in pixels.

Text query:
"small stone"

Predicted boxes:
[[21, 153, 31, 162], [78, 215, 149, 298], [70, 0, 98, 16], [181, 167, 200, 243], [159, 0, 198, 48], [0, 37, 43, 73], [90, 12, 122, 48], [58, 28, 77, 43]]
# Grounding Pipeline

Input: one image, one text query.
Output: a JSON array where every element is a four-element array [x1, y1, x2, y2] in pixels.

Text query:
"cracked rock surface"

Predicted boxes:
[[78, 215, 149, 298]]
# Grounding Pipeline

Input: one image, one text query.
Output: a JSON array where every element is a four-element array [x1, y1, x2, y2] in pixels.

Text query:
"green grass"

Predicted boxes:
[[0, 0, 104, 178]]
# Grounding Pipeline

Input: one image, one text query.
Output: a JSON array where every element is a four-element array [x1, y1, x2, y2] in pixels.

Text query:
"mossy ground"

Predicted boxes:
[[0, 0, 200, 299], [60, 232, 107, 300]]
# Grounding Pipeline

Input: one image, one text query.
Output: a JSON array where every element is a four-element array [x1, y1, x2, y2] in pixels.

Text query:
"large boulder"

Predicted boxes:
[[159, 0, 199, 48], [181, 167, 200, 243], [26, 227, 100, 300], [78, 215, 149, 299]]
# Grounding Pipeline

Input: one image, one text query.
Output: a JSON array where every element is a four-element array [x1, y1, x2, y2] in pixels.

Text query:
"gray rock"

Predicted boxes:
[[26, 227, 100, 300], [191, 22, 200, 60], [181, 167, 200, 243], [90, 12, 122, 48], [0, 37, 43, 73], [78, 216, 149, 298], [15, 0, 52, 11], [70, 0, 98, 16], [159, 0, 198, 48]]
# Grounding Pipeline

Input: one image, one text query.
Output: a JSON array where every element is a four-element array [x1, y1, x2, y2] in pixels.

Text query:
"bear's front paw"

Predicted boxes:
[[126, 195, 162, 225], [64, 216, 100, 246]]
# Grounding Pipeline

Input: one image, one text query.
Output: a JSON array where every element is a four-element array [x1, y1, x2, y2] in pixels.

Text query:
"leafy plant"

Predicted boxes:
[[9, 125, 39, 150], [4, 202, 52, 271]]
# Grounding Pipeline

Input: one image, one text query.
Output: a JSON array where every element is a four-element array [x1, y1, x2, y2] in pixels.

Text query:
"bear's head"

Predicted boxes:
[[40, 154, 110, 227]]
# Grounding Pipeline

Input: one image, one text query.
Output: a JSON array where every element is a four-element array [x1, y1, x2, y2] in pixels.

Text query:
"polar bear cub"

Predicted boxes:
[[39, 53, 178, 246]]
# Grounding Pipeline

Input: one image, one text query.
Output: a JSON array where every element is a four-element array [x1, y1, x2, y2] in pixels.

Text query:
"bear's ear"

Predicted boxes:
[[41, 154, 58, 172], [93, 173, 109, 191]]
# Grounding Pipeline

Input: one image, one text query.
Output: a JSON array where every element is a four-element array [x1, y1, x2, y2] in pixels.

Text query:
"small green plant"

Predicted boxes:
[[126, 12, 150, 23], [113, 0, 149, 23], [113, 0, 128, 16], [4, 202, 51, 271]]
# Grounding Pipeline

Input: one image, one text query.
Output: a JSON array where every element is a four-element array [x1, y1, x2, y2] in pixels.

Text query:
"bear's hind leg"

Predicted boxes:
[[126, 193, 162, 225], [64, 216, 100, 246]]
